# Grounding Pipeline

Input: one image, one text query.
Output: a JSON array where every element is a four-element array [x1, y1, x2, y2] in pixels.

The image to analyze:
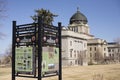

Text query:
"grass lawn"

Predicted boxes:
[[0, 67, 11, 76], [0, 64, 120, 80]]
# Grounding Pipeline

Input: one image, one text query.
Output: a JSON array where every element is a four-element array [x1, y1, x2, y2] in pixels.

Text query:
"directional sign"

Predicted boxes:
[[15, 46, 34, 74], [42, 47, 59, 76]]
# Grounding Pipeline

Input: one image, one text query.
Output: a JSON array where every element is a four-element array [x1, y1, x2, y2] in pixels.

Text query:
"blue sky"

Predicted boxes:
[[0, 0, 120, 54]]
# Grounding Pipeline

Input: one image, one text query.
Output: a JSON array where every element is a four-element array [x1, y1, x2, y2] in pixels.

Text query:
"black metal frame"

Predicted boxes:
[[12, 17, 62, 80], [12, 21, 16, 80], [58, 22, 62, 80], [38, 17, 42, 80]]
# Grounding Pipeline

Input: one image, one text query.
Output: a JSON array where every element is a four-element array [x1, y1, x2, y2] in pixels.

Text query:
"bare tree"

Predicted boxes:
[[0, 0, 6, 17], [0, 32, 6, 39], [94, 49, 104, 64], [2, 45, 12, 64], [77, 52, 83, 65], [114, 38, 120, 44], [114, 38, 120, 62], [0, 0, 7, 39], [77, 50, 87, 65]]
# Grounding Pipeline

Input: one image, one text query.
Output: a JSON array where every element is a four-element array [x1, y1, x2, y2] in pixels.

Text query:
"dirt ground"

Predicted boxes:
[[0, 64, 120, 80]]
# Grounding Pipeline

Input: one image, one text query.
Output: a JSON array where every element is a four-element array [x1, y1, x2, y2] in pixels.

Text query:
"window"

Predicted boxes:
[[80, 51, 81, 54], [74, 27, 78, 32], [70, 49, 73, 57], [77, 51, 79, 54], [74, 40, 77, 42], [72, 27, 73, 31], [70, 53, 72, 58], [70, 41, 72, 46], [108, 49, 111, 52], [77, 53, 80, 57], [75, 60, 77, 64], [90, 47, 92, 51], [117, 53, 119, 56], [94, 53, 97, 60], [112, 54, 114, 57], [74, 53, 76, 58], [74, 50, 76, 53], [84, 43, 86, 48], [90, 53, 92, 57], [112, 49, 114, 52], [70, 61, 72, 65], [94, 47, 96, 51], [84, 52, 86, 58], [94, 53, 97, 57], [104, 53, 106, 57], [109, 54, 111, 57], [104, 48, 106, 51]]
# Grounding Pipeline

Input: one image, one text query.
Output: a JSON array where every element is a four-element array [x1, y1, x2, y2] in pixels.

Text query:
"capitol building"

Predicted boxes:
[[61, 8, 109, 66]]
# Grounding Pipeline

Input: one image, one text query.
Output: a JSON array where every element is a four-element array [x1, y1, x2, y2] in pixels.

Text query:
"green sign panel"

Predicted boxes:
[[15, 47, 34, 74], [42, 47, 59, 75]]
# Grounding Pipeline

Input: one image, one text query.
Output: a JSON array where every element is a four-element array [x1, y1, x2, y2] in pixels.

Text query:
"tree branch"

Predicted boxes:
[[0, 32, 6, 39]]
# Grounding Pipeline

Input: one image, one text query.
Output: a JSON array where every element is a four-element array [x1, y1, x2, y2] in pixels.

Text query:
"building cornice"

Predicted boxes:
[[87, 43, 107, 46], [62, 35, 87, 40]]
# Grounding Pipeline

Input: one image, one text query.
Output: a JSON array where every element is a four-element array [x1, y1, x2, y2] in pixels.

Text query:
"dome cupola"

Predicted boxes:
[[70, 8, 88, 24]]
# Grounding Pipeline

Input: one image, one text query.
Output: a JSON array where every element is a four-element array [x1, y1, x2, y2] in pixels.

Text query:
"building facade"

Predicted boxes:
[[108, 42, 120, 62], [62, 29, 88, 66], [62, 8, 109, 66], [87, 39, 108, 64]]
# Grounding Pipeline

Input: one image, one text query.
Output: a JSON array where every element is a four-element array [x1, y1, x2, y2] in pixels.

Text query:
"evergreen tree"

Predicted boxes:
[[31, 8, 58, 25]]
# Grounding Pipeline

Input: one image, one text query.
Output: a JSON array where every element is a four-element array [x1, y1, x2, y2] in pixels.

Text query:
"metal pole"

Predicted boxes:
[[38, 17, 42, 80], [58, 22, 62, 80], [34, 23, 37, 78], [12, 21, 16, 80]]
